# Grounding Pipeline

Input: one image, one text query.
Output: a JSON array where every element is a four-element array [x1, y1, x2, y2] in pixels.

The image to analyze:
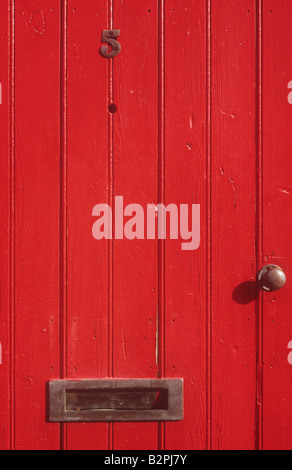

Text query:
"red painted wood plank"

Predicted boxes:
[[14, 1, 60, 450], [255, 0, 264, 450], [65, 0, 110, 451], [158, 0, 165, 450], [60, 0, 67, 451], [0, 0, 12, 450], [211, 0, 257, 450], [262, 0, 292, 450], [164, 0, 208, 450], [112, 0, 159, 450]]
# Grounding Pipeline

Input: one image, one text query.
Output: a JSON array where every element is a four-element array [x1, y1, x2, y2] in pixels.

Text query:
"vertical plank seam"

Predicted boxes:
[[60, 0, 68, 451], [9, 0, 15, 451], [108, 0, 114, 451], [255, 0, 264, 451], [206, 0, 212, 451], [158, 0, 166, 451]]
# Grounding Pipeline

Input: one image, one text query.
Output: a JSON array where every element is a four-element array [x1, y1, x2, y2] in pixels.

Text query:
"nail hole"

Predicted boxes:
[[186, 142, 193, 150], [108, 103, 118, 114]]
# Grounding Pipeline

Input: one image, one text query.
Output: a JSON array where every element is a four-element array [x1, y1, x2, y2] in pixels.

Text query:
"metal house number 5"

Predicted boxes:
[[100, 30, 121, 58]]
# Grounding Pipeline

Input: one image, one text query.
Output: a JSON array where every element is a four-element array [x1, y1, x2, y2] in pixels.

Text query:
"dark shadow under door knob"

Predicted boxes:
[[257, 265, 287, 292]]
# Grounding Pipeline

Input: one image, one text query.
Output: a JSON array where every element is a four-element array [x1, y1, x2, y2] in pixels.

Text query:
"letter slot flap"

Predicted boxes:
[[49, 379, 184, 422]]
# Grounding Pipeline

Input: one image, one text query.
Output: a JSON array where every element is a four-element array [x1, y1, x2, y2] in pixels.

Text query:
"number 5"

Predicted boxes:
[[100, 30, 121, 58]]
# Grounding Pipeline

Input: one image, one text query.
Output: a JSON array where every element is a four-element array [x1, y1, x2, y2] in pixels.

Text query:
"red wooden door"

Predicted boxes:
[[1, 0, 292, 451]]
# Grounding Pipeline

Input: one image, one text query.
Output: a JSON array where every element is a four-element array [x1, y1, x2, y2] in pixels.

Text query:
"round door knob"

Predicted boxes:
[[257, 265, 287, 292]]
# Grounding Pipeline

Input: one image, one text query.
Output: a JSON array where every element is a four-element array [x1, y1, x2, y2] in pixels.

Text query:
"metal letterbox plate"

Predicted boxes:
[[49, 379, 184, 423]]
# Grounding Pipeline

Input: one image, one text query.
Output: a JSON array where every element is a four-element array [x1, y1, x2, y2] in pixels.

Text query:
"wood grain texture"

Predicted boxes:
[[211, 0, 257, 450], [14, 0, 61, 450], [112, 0, 159, 450], [262, 0, 292, 450], [164, 0, 208, 450], [0, 0, 12, 451], [65, 0, 110, 451]]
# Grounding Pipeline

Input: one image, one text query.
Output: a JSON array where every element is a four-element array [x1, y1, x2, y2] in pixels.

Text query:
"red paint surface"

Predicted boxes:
[[211, 1, 257, 450], [14, 1, 61, 450], [0, 0, 11, 451], [0, 0, 292, 450], [262, 0, 292, 450]]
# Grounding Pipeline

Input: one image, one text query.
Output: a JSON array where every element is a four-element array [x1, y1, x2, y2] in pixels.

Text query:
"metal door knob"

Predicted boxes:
[[257, 265, 287, 292]]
